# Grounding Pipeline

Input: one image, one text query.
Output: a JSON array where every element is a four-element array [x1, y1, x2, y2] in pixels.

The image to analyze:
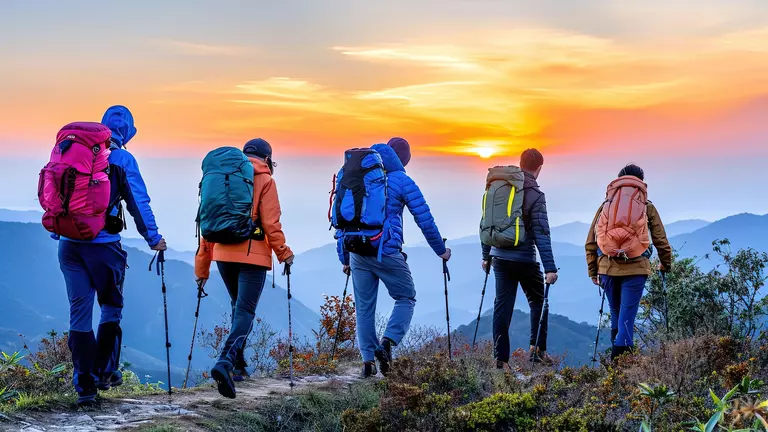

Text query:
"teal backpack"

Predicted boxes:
[[197, 147, 255, 244]]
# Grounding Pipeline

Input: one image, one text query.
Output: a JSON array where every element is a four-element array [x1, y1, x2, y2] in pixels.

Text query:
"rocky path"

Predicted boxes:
[[0, 370, 361, 431]]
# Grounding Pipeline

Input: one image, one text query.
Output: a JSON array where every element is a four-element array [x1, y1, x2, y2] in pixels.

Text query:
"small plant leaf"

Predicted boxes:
[[640, 420, 652, 432], [704, 412, 721, 432], [723, 385, 739, 403], [50, 363, 67, 374], [710, 389, 722, 407]]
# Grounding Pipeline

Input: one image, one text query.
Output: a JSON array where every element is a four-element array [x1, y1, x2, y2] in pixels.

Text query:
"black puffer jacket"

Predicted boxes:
[[481, 172, 557, 273]]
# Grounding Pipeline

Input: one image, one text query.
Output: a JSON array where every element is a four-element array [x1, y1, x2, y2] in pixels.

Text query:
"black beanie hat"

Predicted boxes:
[[619, 164, 645, 181], [243, 138, 272, 159]]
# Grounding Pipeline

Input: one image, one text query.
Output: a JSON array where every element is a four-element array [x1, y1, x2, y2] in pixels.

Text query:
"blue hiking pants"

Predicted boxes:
[[601, 275, 647, 347], [350, 253, 416, 362], [59, 240, 127, 395], [216, 261, 267, 367]]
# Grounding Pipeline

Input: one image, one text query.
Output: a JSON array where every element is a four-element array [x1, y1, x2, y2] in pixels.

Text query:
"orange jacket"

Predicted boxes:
[[195, 157, 293, 279]]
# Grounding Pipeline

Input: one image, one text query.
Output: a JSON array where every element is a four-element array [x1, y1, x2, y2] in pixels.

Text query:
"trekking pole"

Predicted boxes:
[[472, 262, 491, 349], [591, 286, 606, 365], [661, 271, 670, 334], [442, 239, 452, 360], [331, 273, 351, 361], [532, 283, 551, 367], [283, 261, 295, 389], [150, 250, 172, 395], [182, 279, 208, 389]]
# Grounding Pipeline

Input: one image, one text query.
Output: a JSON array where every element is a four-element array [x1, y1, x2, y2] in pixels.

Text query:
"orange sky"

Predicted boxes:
[[2, 2, 767, 159]]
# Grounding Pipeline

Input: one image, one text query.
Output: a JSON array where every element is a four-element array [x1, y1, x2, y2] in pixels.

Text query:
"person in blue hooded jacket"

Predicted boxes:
[[337, 137, 451, 377], [56, 105, 166, 406]]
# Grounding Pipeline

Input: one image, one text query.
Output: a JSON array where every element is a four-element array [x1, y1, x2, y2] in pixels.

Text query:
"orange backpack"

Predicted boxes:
[[595, 176, 651, 259]]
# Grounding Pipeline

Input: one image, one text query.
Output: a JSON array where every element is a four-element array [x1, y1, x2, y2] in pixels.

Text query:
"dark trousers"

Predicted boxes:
[[601, 275, 646, 347], [492, 259, 547, 362], [216, 261, 267, 366], [59, 241, 127, 395]]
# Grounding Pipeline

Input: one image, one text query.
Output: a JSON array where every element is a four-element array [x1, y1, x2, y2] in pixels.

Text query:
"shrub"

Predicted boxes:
[[448, 392, 536, 431]]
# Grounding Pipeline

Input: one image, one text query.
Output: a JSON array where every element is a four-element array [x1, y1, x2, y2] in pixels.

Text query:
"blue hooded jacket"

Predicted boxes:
[[336, 143, 446, 264], [60, 106, 162, 247]]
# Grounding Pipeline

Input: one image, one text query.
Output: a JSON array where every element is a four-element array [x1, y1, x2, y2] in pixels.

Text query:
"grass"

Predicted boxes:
[[0, 392, 76, 413], [0, 380, 166, 414], [193, 382, 382, 432]]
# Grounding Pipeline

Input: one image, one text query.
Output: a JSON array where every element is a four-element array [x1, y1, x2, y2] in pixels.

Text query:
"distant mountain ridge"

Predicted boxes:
[[671, 213, 768, 264], [455, 309, 611, 366], [289, 213, 762, 327], [0, 208, 764, 365], [0, 209, 42, 224], [0, 221, 319, 384], [550, 219, 711, 247]]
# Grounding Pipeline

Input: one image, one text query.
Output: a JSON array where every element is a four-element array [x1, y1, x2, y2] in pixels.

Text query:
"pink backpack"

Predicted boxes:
[[38, 122, 113, 240]]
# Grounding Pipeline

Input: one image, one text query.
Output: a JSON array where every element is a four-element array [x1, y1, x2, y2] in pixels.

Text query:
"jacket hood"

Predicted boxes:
[[249, 156, 273, 175], [372, 143, 405, 173], [101, 105, 137, 148]]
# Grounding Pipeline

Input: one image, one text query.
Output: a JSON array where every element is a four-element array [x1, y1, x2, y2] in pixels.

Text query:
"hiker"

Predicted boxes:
[[47, 106, 166, 406], [195, 138, 294, 398], [585, 164, 673, 360], [334, 137, 451, 378], [480, 148, 558, 368]]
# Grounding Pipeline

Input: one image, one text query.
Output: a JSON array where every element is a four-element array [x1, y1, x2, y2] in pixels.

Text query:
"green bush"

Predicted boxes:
[[448, 392, 536, 431]]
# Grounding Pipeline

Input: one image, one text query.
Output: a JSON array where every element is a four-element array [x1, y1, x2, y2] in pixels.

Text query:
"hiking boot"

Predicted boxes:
[[211, 361, 236, 399], [611, 345, 633, 361], [361, 361, 377, 379], [233, 355, 250, 382], [495, 360, 508, 370], [97, 370, 124, 391], [374, 338, 393, 377], [529, 348, 554, 365], [233, 367, 250, 382], [76, 392, 98, 408]]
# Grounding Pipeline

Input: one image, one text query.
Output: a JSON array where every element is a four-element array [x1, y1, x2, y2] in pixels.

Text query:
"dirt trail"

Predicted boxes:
[[0, 369, 362, 431]]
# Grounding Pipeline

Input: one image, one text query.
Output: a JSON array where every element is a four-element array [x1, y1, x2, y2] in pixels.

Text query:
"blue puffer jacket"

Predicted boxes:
[[336, 144, 446, 264], [59, 106, 162, 247]]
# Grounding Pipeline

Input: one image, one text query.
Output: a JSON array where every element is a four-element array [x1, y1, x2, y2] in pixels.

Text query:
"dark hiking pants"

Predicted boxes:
[[59, 241, 127, 396], [492, 259, 547, 362], [216, 262, 267, 367]]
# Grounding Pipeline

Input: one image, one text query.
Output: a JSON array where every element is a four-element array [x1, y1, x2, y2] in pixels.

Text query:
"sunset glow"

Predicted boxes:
[[2, 2, 767, 159], [473, 147, 496, 159]]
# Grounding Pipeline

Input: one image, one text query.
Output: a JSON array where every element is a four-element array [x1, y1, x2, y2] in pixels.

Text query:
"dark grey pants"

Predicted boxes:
[[492, 259, 547, 362]]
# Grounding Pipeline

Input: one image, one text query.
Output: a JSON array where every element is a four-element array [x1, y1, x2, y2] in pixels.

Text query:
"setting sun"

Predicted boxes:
[[472, 146, 496, 159]]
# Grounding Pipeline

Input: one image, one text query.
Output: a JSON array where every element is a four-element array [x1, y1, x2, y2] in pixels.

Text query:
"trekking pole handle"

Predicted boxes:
[[442, 238, 450, 281], [196, 279, 209, 297]]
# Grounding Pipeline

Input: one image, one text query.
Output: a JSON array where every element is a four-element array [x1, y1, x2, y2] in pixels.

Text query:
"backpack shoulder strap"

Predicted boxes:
[[251, 171, 271, 221]]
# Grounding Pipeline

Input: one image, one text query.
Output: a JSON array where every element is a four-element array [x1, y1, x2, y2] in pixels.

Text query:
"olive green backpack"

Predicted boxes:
[[479, 166, 527, 248]]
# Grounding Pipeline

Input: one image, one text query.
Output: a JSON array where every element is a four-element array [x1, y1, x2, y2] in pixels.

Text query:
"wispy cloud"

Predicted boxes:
[[334, 46, 479, 70], [145, 26, 768, 157], [152, 39, 252, 56]]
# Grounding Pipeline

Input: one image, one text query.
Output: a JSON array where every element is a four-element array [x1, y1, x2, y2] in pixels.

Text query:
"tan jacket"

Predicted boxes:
[[195, 157, 293, 279], [585, 202, 673, 278]]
